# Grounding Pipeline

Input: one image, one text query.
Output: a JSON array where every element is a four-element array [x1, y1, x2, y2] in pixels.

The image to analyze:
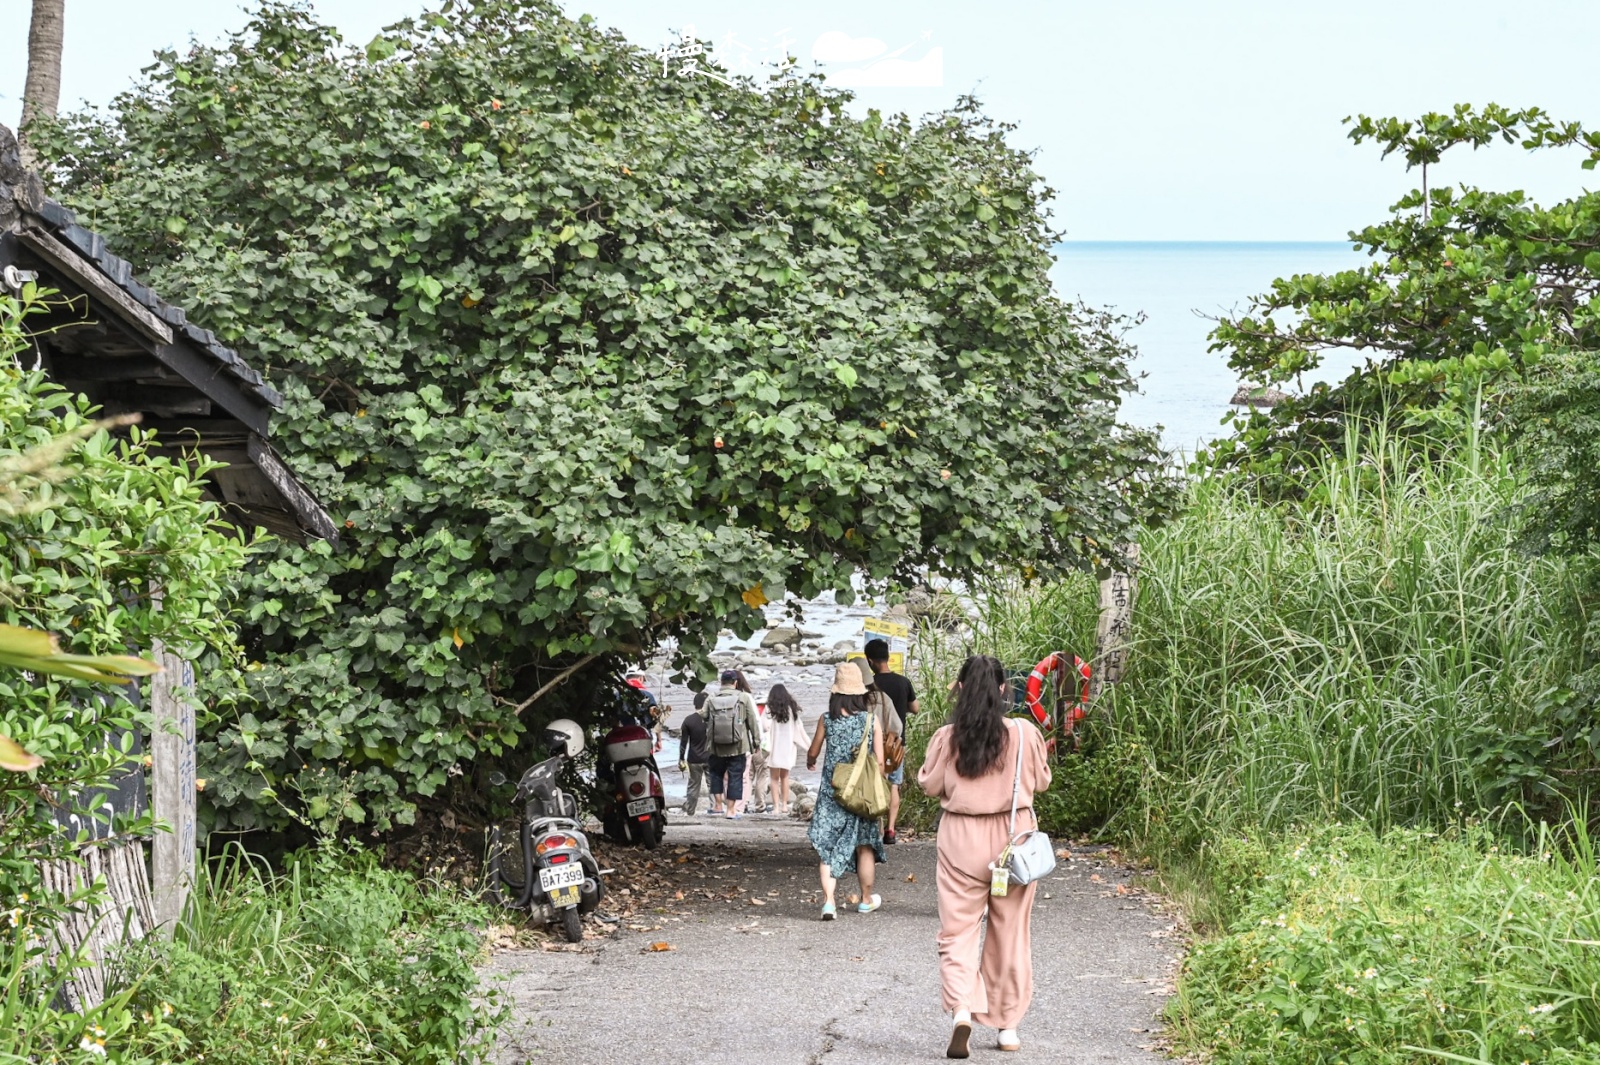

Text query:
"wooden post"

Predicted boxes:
[[1092, 543, 1139, 703], [150, 639, 196, 935]]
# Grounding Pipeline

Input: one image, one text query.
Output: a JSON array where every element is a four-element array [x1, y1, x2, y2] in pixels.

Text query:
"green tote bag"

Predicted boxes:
[[831, 716, 890, 819]]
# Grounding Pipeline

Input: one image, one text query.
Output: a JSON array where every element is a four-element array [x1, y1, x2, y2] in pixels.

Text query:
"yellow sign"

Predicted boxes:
[[863, 617, 909, 640], [857, 616, 909, 673]]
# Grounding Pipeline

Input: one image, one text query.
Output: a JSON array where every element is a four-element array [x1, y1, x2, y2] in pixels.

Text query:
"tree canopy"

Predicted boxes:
[[1202, 104, 1600, 498], [37, 0, 1173, 828]]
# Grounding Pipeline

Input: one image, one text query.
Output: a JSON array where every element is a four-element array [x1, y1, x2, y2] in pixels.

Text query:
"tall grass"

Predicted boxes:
[[904, 427, 1593, 891], [1110, 430, 1590, 864]]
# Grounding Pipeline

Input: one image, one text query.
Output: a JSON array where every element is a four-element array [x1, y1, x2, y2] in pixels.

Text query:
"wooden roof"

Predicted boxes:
[[0, 125, 335, 543]]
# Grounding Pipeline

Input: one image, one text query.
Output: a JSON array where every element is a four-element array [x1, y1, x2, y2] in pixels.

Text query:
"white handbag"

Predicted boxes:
[[1002, 720, 1056, 885]]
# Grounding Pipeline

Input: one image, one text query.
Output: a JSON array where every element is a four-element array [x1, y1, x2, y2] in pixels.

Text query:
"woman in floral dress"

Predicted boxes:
[[805, 662, 886, 920]]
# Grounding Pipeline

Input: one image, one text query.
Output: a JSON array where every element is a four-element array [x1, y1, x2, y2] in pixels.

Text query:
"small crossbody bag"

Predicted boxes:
[[1001, 720, 1056, 886]]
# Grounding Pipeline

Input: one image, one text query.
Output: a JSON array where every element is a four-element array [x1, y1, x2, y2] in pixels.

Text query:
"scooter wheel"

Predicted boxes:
[[560, 906, 584, 943], [638, 814, 662, 849]]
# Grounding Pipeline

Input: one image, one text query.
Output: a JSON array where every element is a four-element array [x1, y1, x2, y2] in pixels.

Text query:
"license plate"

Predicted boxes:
[[539, 864, 585, 892], [627, 798, 656, 817]]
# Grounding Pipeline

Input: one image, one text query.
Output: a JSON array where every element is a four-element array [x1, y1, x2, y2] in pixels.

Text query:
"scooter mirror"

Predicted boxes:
[[488, 770, 508, 787]]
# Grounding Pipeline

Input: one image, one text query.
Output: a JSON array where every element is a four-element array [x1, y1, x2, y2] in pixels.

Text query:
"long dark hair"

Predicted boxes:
[[766, 684, 801, 723], [952, 654, 1010, 779], [828, 693, 866, 721], [732, 669, 753, 694]]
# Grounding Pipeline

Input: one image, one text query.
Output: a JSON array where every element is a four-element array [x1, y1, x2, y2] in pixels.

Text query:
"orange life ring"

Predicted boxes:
[[1024, 652, 1091, 732]]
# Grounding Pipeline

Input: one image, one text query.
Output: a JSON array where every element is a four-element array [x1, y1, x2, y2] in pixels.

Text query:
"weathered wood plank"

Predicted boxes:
[[150, 640, 196, 937], [247, 434, 340, 542], [39, 840, 154, 1011]]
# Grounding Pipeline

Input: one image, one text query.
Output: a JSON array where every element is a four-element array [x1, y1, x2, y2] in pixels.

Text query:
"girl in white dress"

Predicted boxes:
[[764, 684, 810, 815]]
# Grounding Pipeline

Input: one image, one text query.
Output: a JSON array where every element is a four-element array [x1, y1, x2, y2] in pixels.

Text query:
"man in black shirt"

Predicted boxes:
[[678, 692, 712, 815], [865, 638, 920, 842]]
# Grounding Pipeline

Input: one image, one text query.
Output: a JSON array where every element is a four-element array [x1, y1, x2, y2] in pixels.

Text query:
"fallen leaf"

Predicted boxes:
[[904, 873, 916, 883], [673, 891, 684, 901], [748, 897, 766, 906], [645, 942, 675, 953], [1089, 874, 1103, 883], [676, 855, 689, 864]]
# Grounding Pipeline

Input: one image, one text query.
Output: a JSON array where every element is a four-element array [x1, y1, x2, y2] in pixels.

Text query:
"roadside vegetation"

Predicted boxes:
[[0, 290, 501, 1064], [905, 104, 1600, 1064], [906, 429, 1600, 1063], [29, 0, 1175, 835], [117, 848, 502, 1065]]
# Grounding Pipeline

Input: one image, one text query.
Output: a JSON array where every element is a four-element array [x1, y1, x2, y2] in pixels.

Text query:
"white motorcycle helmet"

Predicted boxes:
[[542, 718, 585, 759]]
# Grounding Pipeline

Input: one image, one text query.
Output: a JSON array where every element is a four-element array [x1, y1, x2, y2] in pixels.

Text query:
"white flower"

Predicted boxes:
[[1528, 1003, 1556, 1015], [77, 1038, 107, 1057]]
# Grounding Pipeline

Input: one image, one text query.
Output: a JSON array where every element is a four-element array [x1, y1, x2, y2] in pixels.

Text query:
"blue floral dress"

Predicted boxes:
[[807, 711, 886, 877]]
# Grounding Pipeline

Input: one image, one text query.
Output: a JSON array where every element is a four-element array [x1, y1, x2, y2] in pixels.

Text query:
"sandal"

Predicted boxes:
[[820, 902, 837, 921]]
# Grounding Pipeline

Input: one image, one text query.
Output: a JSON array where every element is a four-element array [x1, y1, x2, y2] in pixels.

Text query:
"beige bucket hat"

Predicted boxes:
[[830, 661, 868, 696]]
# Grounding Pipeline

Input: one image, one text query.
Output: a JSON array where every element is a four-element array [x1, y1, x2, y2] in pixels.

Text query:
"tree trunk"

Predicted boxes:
[[19, 0, 66, 169]]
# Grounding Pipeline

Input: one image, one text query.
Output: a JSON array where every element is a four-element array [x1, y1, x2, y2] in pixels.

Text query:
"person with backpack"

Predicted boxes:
[[864, 638, 919, 843], [705, 669, 763, 820], [856, 654, 906, 839]]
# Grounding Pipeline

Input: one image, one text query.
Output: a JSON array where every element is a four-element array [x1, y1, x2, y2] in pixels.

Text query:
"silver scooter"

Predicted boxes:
[[486, 718, 605, 942]]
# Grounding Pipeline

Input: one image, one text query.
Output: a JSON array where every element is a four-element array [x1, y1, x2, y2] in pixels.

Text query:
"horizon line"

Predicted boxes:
[[1056, 239, 1355, 245]]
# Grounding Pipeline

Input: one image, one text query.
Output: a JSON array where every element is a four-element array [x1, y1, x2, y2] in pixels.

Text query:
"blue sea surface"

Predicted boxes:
[[1050, 242, 1369, 453]]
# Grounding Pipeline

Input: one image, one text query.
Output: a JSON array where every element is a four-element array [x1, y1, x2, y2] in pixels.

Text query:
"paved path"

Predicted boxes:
[[487, 820, 1178, 1064]]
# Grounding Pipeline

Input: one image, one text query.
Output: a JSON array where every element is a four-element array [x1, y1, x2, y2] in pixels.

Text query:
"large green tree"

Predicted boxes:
[[1202, 104, 1600, 492], [37, 1, 1173, 828]]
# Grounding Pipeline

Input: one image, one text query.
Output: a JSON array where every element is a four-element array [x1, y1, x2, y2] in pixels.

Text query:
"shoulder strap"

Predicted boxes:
[[1008, 720, 1024, 839]]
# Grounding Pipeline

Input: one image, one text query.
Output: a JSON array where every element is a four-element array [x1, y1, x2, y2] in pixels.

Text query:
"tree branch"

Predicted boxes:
[[512, 652, 601, 717]]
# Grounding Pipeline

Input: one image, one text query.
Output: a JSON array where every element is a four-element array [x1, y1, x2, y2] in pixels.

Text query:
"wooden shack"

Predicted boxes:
[[0, 125, 334, 542]]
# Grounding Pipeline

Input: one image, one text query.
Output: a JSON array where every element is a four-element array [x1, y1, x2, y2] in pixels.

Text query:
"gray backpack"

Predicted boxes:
[[708, 691, 742, 749]]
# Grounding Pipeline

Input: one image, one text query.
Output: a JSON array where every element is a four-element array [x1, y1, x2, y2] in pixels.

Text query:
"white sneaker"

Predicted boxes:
[[998, 1028, 1021, 1052], [947, 1010, 972, 1059]]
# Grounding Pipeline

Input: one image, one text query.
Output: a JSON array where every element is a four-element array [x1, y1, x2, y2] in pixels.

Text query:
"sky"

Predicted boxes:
[[2, 0, 1598, 240]]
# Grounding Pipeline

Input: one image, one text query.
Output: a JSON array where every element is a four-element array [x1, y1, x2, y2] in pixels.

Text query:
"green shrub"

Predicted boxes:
[[1174, 822, 1600, 1065], [1032, 730, 1142, 839], [117, 847, 504, 1064]]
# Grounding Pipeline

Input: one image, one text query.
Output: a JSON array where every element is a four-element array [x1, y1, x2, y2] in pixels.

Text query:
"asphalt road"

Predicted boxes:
[[487, 819, 1179, 1064]]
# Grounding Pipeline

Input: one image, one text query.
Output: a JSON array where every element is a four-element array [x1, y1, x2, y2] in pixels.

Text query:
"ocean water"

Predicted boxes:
[[1050, 242, 1369, 453]]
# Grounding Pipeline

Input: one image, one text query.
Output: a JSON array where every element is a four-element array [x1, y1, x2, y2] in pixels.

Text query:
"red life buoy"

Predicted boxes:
[[1025, 652, 1091, 733]]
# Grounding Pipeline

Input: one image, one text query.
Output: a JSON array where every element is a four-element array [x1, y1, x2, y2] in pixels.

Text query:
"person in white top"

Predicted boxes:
[[763, 684, 810, 816]]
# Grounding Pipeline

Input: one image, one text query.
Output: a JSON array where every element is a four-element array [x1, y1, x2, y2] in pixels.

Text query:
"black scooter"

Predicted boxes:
[[486, 718, 605, 942]]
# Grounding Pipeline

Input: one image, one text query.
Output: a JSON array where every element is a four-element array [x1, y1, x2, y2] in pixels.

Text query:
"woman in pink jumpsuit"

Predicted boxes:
[[918, 654, 1051, 1058]]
